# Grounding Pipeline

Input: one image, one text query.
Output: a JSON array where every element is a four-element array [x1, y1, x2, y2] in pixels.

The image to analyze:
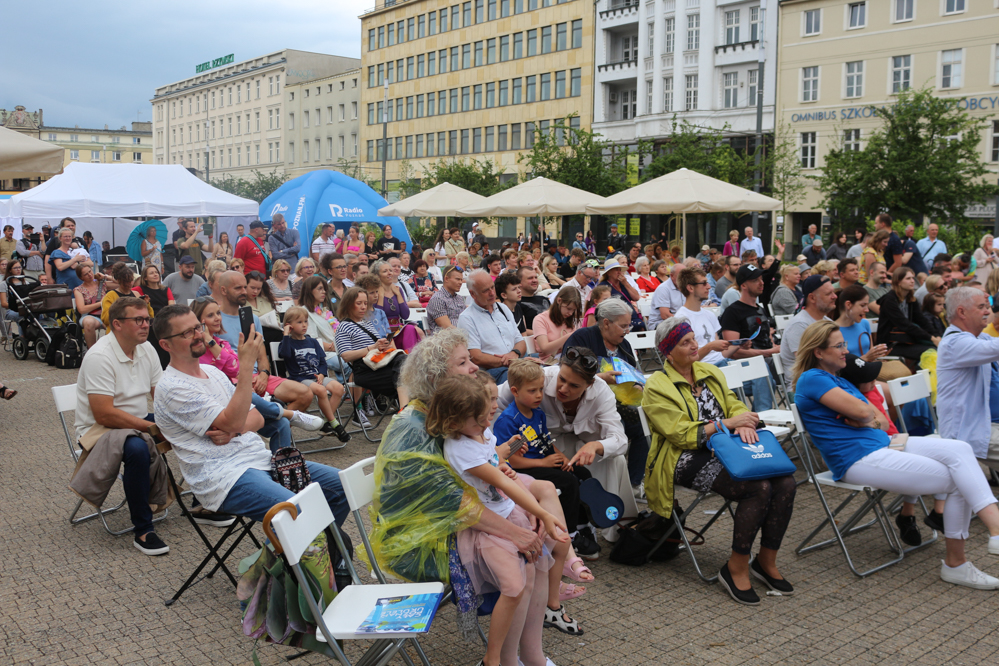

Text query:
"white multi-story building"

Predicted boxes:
[[151, 49, 359, 180], [284, 69, 363, 179], [593, 0, 777, 146]]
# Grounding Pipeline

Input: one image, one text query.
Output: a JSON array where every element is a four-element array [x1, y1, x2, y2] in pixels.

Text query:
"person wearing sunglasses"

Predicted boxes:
[[72, 297, 212, 557], [794, 319, 999, 591], [496, 345, 638, 541]]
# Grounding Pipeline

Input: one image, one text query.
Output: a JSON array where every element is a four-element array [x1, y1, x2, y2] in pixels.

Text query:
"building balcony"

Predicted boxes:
[[598, 0, 639, 27], [714, 40, 761, 66], [598, 57, 638, 73], [597, 57, 639, 84]]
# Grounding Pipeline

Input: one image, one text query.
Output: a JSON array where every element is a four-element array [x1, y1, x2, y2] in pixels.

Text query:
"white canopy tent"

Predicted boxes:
[[1, 162, 259, 252], [0, 126, 64, 180]]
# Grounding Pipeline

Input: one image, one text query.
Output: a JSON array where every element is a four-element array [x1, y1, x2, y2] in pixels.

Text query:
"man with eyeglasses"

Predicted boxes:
[[152, 305, 350, 543], [266, 213, 300, 266], [714, 255, 741, 300], [719, 265, 781, 411], [675, 266, 738, 367], [72, 297, 229, 557]]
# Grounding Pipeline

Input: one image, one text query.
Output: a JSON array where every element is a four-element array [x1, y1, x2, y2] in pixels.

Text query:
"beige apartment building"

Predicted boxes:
[[151, 50, 359, 181], [359, 0, 595, 195], [284, 69, 363, 179], [776, 0, 999, 248]]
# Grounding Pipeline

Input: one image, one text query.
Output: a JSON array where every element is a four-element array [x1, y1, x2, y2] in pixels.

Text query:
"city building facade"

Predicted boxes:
[[283, 69, 363, 179], [592, 0, 777, 144], [359, 0, 595, 198], [150, 49, 359, 181], [777, 0, 999, 246], [0, 107, 152, 191]]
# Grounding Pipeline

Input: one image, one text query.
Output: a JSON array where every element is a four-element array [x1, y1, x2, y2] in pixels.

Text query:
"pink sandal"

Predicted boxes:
[[562, 556, 594, 582], [559, 582, 586, 601]]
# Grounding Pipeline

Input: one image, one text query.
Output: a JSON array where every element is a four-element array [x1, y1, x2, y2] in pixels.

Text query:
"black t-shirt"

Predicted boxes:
[[884, 232, 904, 270], [558, 260, 577, 280], [520, 294, 550, 329], [379, 236, 402, 258], [719, 300, 772, 351], [509, 302, 528, 333]]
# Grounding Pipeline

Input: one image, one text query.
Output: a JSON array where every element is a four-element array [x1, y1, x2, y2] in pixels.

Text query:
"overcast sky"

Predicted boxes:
[[2, 0, 363, 130]]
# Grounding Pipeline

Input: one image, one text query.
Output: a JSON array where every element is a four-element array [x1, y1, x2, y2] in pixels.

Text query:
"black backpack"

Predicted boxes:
[[54, 334, 83, 369]]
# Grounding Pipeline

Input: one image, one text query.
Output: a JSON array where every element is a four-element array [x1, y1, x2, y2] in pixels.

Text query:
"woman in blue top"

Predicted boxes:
[[50, 227, 92, 289], [792, 320, 999, 590], [833, 285, 888, 361]]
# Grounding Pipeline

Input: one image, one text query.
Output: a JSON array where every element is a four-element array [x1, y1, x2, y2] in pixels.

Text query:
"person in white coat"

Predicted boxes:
[[496, 347, 639, 536]]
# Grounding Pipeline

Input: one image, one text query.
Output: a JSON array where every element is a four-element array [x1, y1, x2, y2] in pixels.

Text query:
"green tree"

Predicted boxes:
[[639, 117, 759, 187], [334, 158, 381, 192], [418, 156, 514, 196], [210, 169, 287, 203], [767, 121, 810, 222], [818, 86, 998, 230]]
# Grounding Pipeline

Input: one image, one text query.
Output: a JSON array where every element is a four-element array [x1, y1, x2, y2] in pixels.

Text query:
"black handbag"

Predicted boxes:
[[609, 503, 697, 566], [270, 447, 312, 493]]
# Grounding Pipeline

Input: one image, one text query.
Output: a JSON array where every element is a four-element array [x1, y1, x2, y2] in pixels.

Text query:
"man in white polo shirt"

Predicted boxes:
[[310, 224, 339, 263], [458, 269, 531, 383], [72, 297, 230, 556]]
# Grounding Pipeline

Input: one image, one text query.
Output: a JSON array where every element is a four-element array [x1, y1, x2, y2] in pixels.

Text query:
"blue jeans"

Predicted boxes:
[[487, 366, 509, 384], [252, 393, 291, 452], [745, 376, 774, 412], [220, 463, 349, 527], [123, 435, 154, 535]]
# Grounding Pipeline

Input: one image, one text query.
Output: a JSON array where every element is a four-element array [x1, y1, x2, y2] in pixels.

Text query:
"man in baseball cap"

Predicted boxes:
[[719, 262, 779, 410], [803, 237, 826, 267], [778, 274, 838, 395]]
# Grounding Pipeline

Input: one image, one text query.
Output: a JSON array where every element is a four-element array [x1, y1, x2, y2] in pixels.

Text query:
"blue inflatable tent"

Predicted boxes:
[[259, 170, 411, 261]]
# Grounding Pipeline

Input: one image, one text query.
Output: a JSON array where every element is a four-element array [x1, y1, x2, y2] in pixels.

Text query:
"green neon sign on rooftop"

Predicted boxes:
[[196, 54, 235, 74]]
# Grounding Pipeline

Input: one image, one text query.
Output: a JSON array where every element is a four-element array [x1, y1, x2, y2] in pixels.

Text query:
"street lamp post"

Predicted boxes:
[[381, 79, 389, 198]]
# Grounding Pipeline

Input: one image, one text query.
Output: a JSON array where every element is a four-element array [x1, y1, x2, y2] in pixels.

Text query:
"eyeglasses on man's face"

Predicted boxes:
[[117, 316, 152, 327], [164, 323, 205, 340]]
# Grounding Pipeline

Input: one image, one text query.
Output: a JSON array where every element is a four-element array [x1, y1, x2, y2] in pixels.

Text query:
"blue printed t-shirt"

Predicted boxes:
[[493, 402, 550, 460], [989, 363, 999, 424], [218, 311, 263, 371], [839, 319, 872, 358], [795, 368, 889, 480]]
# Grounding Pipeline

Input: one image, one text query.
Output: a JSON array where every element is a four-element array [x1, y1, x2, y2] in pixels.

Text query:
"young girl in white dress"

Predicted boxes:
[[429, 374, 569, 666]]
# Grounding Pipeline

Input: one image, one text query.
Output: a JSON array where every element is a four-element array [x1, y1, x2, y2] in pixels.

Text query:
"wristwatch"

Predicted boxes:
[[512, 348, 524, 358], [207, 339, 217, 348]]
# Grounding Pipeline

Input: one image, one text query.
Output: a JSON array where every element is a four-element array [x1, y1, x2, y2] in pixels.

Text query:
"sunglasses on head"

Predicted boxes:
[[563, 347, 598, 372]]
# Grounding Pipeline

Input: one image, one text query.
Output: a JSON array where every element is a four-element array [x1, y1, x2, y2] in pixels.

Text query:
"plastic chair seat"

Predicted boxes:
[[758, 408, 794, 425], [317, 582, 445, 641], [813, 470, 869, 493]]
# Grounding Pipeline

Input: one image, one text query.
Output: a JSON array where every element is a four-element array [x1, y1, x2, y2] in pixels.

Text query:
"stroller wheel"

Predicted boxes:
[[35, 338, 49, 362], [12, 338, 28, 360]]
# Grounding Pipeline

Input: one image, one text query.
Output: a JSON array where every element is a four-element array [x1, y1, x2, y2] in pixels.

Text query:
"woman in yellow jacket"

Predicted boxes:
[[642, 317, 797, 606]]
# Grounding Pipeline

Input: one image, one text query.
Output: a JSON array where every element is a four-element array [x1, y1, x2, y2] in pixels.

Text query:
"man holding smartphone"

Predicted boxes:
[[177, 219, 213, 276]]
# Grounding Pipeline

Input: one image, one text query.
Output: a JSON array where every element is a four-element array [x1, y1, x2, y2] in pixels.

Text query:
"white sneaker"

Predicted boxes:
[[939, 560, 999, 590], [989, 536, 999, 556], [351, 411, 372, 428], [632, 482, 646, 502], [290, 411, 324, 431]]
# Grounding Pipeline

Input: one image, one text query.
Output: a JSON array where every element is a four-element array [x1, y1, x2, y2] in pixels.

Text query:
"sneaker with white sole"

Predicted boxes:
[[134, 532, 170, 556], [190, 507, 237, 528], [290, 411, 324, 431], [989, 536, 999, 556], [351, 411, 372, 429], [939, 560, 999, 590]]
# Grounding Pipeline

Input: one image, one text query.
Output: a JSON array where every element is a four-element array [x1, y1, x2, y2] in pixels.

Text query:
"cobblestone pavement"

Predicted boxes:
[[2, 349, 999, 666]]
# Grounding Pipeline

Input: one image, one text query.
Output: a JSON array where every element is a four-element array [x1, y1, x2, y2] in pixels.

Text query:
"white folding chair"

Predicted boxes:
[[625, 330, 661, 371], [406, 308, 429, 330], [726, 357, 793, 426], [54, 384, 167, 536], [887, 373, 939, 436], [791, 405, 936, 577], [638, 298, 651, 319], [774, 315, 793, 332], [267, 482, 441, 666], [524, 334, 537, 356]]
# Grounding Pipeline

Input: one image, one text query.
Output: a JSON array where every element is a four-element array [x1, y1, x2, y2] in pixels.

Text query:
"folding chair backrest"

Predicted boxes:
[[886, 373, 930, 408], [339, 456, 377, 513], [269, 341, 285, 377], [775, 315, 793, 331], [720, 363, 745, 393], [524, 335, 537, 356], [637, 405, 651, 439], [729, 356, 769, 383], [625, 330, 656, 351], [268, 482, 334, 567], [52, 384, 79, 459], [638, 298, 651, 318], [771, 353, 785, 379]]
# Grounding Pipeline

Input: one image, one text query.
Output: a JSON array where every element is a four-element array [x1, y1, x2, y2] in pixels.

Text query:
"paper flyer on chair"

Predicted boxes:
[[356, 593, 443, 634]]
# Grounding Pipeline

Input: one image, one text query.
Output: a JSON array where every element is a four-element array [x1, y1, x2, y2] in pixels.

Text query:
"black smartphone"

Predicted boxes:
[[238, 306, 254, 341]]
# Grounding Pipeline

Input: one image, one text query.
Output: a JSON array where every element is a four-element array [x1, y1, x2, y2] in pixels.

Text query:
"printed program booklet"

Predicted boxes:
[[611, 357, 647, 385], [356, 592, 444, 634]]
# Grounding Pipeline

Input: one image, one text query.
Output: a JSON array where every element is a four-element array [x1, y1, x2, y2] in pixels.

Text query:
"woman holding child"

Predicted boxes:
[[370, 329, 573, 666]]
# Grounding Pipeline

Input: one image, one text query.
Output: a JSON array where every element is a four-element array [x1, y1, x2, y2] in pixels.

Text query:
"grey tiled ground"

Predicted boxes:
[[2, 349, 999, 666]]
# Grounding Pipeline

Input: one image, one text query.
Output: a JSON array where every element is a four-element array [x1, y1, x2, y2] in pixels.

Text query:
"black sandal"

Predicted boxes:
[[543, 604, 583, 635], [0, 385, 16, 400]]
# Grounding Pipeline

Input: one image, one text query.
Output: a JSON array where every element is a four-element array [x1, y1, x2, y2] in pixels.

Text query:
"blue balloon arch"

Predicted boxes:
[[259, 170, 411, 261]]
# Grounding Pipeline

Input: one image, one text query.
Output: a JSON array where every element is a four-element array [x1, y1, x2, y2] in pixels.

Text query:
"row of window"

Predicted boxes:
[[286, 134, 362, 163], [367, 69, 583, 125], [171, 143, 283, 171], [365, 117, 582, 162], [69, 150, 143, 162], [293, 79, 359, 101], [52, 134, 142, 144], [288, 103, 359, 130], [163, 75, 282, 121], [367, 20, 583, 88], [799, 47, 999, 102], [801, 0, 966, 36], [163, 108, 284, 148], [367, 0, 573, 52], [798, 119, 999, 169]]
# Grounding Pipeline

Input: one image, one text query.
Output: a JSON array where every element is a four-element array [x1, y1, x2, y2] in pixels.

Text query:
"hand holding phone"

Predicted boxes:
[[238, 306, 254, 342]]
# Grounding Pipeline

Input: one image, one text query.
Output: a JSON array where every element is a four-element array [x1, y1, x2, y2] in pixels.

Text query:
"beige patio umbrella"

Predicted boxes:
[[0, 126, 64, 179], [585, 168, 782, 257], [456, 176, 607, 217], [377, 181, 487, 217]]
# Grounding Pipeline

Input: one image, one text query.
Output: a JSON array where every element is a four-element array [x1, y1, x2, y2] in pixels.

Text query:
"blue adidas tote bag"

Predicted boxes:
[[706, 421, 797, 481]]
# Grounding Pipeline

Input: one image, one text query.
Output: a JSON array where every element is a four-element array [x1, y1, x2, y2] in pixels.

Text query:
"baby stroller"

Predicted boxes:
[[9, 277, 79, 365]]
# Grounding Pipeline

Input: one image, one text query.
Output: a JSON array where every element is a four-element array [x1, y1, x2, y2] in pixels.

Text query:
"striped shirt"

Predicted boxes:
[[426, 288, 467, 335], [334, 318, 381, 353]]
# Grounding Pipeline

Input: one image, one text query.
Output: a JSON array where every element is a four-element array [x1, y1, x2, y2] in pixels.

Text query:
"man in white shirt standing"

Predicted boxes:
[[917, 223, 948, 268], [310, 224, 339, 263], [648, 263, 685, 330], [458, 269, 532, 383], [674, 266, 738, 366], [152, 305, 349, 530], [740, 226, 765, 260]]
